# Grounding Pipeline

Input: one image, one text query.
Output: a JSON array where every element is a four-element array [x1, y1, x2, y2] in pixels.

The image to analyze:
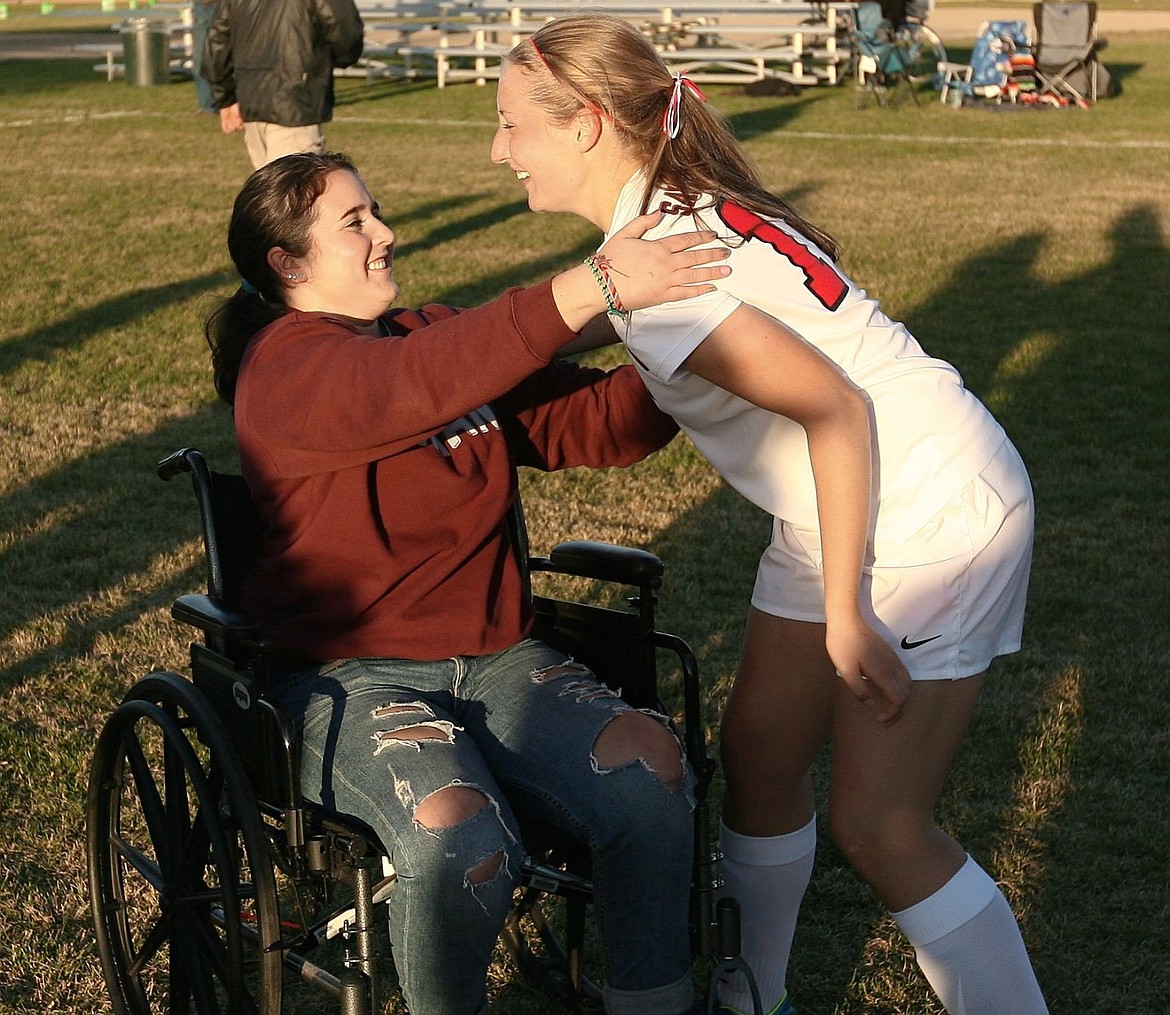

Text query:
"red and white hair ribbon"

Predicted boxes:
[[662, 73, 707, 138]]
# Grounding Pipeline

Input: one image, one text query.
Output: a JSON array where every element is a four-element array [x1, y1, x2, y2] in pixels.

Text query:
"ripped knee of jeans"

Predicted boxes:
[[414, 785, 517, 893], [592, 709, 685, 792], [414, 784, 493, 831]]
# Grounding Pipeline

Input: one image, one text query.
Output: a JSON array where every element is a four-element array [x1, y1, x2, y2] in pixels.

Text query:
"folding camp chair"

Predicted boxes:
[[939, 20, 1033, 106], [1032, 1, 1107, 104], [851, 0, 915, 108]]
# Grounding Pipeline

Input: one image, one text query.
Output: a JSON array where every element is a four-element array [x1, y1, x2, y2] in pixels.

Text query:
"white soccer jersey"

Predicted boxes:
[[603, 174, 1008, 553]]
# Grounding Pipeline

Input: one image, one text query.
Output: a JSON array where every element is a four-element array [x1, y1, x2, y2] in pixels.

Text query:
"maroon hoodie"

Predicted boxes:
[[233, 280, 678, 665]]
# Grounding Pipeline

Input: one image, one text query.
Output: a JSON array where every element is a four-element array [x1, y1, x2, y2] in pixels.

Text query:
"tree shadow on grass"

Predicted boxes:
[[724, 87, 839, 140], [0, 271, 248, 697], [0, 400, 235, 699], [334, 75, 443, 108], [374, 192, 508, 233], [425, 232, 600, 307], [0, 272, 233, 380], [394, 198, 531, 261], [0, 58, 103, 98]]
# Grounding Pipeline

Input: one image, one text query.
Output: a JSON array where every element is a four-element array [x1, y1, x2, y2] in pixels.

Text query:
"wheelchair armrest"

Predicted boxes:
[[172, 592, 268, 645], [534, 540, 664, 587]]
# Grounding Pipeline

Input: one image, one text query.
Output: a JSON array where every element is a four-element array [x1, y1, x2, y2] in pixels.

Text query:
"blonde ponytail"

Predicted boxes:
[[507, 13, 840, 261]]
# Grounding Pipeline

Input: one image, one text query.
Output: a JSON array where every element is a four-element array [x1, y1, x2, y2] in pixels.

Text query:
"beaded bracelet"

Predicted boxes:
[[583, 254, 629, 319], [584, 254, 622, 316]]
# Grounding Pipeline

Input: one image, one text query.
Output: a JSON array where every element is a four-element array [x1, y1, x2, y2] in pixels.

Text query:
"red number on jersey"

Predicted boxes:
[[657, 190, 699, 217], [717, 200, 847, 311]]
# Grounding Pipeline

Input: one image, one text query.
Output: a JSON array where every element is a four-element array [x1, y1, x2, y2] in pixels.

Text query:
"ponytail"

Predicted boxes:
[[510, 15, 840, 261], [204, 288, 285, 405]]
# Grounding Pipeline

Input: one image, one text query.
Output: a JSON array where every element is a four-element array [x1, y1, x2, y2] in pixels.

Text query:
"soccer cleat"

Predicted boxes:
[[716, 991, 796, 1015]]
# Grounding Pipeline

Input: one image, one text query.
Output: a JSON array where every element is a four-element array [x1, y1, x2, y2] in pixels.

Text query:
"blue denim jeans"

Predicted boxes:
[[191, 0, 216, 112], [273, 639, 697, 1015]]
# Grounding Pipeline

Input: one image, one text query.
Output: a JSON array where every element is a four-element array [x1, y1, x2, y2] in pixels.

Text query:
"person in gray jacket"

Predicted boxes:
[[204, 0, 364, 169]]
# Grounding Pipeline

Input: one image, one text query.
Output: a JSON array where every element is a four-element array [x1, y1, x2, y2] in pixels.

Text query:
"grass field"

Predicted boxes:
[[1, 19, 1169, 1015]]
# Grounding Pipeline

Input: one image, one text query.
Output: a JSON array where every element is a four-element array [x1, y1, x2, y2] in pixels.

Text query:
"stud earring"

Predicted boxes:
[[286, 272, 301, 282]]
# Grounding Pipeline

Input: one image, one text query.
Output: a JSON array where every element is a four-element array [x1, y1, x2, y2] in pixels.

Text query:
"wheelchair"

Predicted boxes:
[[86, 447, 756, 1014]]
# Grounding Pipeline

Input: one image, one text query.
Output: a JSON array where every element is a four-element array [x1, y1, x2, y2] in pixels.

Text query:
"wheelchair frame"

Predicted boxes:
[[86, 448, 745, 1015]]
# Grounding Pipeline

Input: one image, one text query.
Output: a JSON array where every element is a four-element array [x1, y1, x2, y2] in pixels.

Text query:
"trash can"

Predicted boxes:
[[121, 17, 170, 86]]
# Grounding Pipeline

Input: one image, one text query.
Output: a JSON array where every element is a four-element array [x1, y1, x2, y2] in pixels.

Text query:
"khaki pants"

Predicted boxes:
[[243, 122, 326, 169]]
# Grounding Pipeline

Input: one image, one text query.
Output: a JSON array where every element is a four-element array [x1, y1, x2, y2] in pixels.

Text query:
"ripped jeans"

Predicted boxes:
[[272, 638, 697, 1015]]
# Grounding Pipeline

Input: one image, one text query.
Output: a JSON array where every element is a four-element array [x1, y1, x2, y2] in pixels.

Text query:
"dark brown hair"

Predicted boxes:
[[205, 151, 359, 404]]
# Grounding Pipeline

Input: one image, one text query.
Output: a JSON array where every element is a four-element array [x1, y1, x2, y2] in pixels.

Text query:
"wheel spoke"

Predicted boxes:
[[163, 719, 195, 865], [169, 925, 194, 1014], [183, 911, 227, 1015], [127, 908, 172, 979], [110, 831, 166, 894], [121, 720, 177, 877]]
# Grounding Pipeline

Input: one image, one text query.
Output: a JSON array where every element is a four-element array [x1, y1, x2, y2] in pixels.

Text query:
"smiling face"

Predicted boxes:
[[275, 169, 399, 324], [491, 63, 591, 219]]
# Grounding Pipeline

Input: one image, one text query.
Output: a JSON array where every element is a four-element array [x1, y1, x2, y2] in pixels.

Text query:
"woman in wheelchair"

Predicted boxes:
[[202, 150, 730, 1015]]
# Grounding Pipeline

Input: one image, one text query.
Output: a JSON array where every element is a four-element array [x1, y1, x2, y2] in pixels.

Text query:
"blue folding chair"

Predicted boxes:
[[851, 0, 916, 107], [939, 20, 1032, 105]]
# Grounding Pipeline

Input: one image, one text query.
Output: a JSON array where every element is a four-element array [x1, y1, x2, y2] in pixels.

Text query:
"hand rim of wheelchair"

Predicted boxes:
[[86, 670, 283, 1015]]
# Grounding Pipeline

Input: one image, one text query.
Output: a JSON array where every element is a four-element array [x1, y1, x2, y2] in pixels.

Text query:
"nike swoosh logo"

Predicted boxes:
[[900, 634, 942, 650]]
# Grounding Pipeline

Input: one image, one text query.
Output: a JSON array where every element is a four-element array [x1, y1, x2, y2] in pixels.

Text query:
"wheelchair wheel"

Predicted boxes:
[[87, 671, 282, 1015], [898, 21, 946, 84]]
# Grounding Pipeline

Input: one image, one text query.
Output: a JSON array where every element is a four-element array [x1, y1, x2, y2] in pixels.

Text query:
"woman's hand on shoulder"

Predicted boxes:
[[551, 214, 729, 331], [599, 211, 731, 312]]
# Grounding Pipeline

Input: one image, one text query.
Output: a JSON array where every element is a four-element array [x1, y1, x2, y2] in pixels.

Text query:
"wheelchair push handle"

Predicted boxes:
[[156, 446, 201, 481]]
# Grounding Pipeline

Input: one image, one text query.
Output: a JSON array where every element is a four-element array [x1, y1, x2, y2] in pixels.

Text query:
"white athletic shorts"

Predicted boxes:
[[751, 439, 1034, 680]]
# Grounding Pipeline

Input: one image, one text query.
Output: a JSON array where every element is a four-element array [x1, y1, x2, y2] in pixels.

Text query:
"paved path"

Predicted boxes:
[[928, 4, 1170, 39], [0, 30, 120, 60], [3, 4, 1169, 61]]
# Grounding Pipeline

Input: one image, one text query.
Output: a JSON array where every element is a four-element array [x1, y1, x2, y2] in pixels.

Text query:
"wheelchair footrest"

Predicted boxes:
[[521, 861, 595, 903]]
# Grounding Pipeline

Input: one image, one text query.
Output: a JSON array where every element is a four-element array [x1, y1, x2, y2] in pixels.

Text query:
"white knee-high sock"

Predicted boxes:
[[716, 818, 816, 1014], [892, 854, 1049, 1015]]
